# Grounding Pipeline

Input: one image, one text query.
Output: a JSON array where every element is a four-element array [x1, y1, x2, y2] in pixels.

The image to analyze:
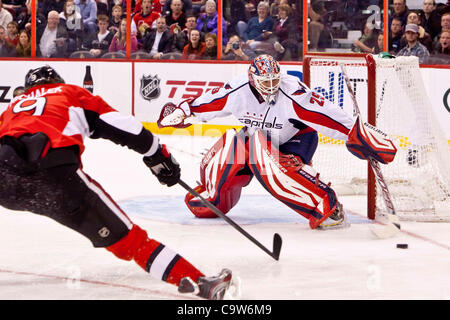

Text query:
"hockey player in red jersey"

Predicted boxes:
[[0, 65, 233, 300], [159, 54, 397, 230]]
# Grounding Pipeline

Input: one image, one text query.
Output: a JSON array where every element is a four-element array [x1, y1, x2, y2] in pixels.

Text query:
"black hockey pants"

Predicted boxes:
[[0, 133, 131, 247]]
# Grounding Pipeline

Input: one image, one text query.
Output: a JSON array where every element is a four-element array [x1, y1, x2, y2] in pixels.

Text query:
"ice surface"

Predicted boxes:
[[0, 135, 449, 300]]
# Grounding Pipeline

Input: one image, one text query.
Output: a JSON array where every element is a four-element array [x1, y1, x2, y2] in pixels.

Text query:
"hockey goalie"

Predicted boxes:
[[159, 54, 397, 229]]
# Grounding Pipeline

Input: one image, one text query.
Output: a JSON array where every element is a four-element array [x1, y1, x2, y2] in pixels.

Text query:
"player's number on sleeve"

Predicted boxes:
[[310, 92, 325, 106], [13, 97, 47, 116]]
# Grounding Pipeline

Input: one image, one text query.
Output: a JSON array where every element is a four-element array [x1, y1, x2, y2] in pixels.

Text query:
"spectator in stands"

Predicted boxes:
[[96, 0, 108, 15], [352, 22, 378, 53], [0, 25, 15, 56], [134, 0, 165, 15], [202, 32, 217, 59], [0, 1, 13, 30], [271, 3, 300, 61], [154, 0, 165, 15], [166, 0, 187, 30], [163, 0, 192, 17], [133, 0, 161, 39], [191, 0, 205, 16], [370, 33, 382, 54], [389, 16, 403, 54], [112, 0, 126, 12], [308, 0, 325, 51], [196, 0, 228, 45], [37, 10, 70, 58], [222, 34, 254, 60], [40, 0, 65, 17], [60, 0, 84, 52], [143, 16, 173, 59], [229, 0, 251, 34], [391, 0, 409, 26], [420, 0, 442, 40], [397, 23, 430, 63], [172, 13, 198, 52], [75, 0, 98, 39], [269, 0, 281, 18], [434, 12, 450, 44], [82, 14, 114, 57], [109, 17, 139, 53], [5, 20, 18, 46], [15, 28, 30, 57], [182, 28, 205, 59], [434, 29, 449, 55], [238, 1, 274, 51], [108, 4, 123, 34], [401, 11, 433, 53], [1, 0, 25, 17], [17, 0, 46, 34], [5, 0, 24, 12]]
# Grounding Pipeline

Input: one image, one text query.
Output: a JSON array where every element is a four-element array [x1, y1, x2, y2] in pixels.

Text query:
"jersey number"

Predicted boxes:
[[13, 97, 47, 116], [310, 92, 325, 107]]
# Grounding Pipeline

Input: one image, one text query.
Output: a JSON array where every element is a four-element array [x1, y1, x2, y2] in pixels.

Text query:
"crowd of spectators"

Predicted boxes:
[[385, 0, 450, 63], [308, 0, 449, 63], [0, 0, 448, 63], [0, 0, 303, 60]]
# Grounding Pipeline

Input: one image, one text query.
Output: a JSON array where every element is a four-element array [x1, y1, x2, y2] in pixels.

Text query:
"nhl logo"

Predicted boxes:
[[140, 74, 161, 102]]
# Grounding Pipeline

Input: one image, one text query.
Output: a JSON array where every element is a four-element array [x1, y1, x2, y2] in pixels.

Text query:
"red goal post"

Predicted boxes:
[[303, 53, 378, 220], [302, 53, 450, 222]]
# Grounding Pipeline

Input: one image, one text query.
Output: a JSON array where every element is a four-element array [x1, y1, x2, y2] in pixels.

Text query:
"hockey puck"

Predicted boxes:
[[396, 244, 408, 249]]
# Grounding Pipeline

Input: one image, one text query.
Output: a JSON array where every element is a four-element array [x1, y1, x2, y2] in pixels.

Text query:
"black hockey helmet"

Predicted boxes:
[[24, 65, 65, 90]]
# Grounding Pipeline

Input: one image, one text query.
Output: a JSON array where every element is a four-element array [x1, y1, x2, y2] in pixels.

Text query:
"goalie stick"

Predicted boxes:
[[178, 179, 282, 261], [339, 63, 401, 239]]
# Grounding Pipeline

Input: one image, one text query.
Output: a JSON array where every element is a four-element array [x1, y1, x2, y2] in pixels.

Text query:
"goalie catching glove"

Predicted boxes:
[[157, 100, 192, 128], [143, 144, 180, 186], [346, 116, 397, 164]]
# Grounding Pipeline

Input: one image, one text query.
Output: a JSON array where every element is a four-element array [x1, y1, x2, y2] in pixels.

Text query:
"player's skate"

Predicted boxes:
[[178, 268, 236, 300], [317, 202, 350, 230]]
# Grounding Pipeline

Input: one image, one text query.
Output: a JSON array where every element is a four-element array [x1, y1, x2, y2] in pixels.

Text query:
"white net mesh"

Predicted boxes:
[[307, 55, 450, 221]]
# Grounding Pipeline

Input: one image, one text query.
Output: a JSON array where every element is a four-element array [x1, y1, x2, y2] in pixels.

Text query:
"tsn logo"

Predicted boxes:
[[165, 80, 225, 100]]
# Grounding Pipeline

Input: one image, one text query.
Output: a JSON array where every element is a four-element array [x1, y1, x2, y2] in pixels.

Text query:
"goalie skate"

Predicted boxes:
[[316, 202, 350, 230], [178, 269, 238, 300]]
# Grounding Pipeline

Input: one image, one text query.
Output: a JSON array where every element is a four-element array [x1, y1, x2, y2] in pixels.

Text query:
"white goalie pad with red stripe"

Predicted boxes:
[[200, 129, 247, 196], [346, 116, 397, 164], [248, 130, 339, 229], [184, 129, 248, 217]]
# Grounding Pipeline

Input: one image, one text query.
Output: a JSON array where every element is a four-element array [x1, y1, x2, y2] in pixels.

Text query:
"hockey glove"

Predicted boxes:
[[143, 144, 180, 187], [346, 116, 397, 164], [157, 101, 192, 128]]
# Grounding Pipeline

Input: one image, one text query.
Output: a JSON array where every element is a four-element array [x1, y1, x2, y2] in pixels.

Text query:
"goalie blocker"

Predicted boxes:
[[346, 116, 397, 164], [185, 129, 344, 229]]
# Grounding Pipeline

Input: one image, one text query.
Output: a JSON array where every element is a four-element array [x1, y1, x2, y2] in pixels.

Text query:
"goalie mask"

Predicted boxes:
[[248, 54, 281, 105], [25, 65, 65, 90]]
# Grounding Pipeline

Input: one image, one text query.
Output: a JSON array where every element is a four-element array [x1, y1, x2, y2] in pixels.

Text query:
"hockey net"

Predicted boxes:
[[303, 53, 450, 221]]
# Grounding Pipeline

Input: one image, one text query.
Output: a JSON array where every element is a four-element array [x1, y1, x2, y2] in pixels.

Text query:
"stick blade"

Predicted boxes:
[[272, 233, 282, 260], [370, 214, 401, 239]]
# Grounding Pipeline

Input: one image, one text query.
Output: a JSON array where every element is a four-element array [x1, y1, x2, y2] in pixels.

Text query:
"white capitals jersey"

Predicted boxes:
[[189, 74, 355, 145]]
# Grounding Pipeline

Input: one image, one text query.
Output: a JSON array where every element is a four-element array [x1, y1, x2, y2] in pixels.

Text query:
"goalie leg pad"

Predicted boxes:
[[185, 173, 252, 218], [248, 130, 338, 229], [346, 116, 397, 164], [185, 130, 250, 218]]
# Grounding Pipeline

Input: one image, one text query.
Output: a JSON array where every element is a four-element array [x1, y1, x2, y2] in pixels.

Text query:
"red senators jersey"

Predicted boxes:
[[0, 83, 158, 156]]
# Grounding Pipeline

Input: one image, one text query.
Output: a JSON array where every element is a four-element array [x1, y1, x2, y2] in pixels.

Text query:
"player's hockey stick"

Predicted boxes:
[[178, 179, 282, 260], [339, 64, 401, 239]]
